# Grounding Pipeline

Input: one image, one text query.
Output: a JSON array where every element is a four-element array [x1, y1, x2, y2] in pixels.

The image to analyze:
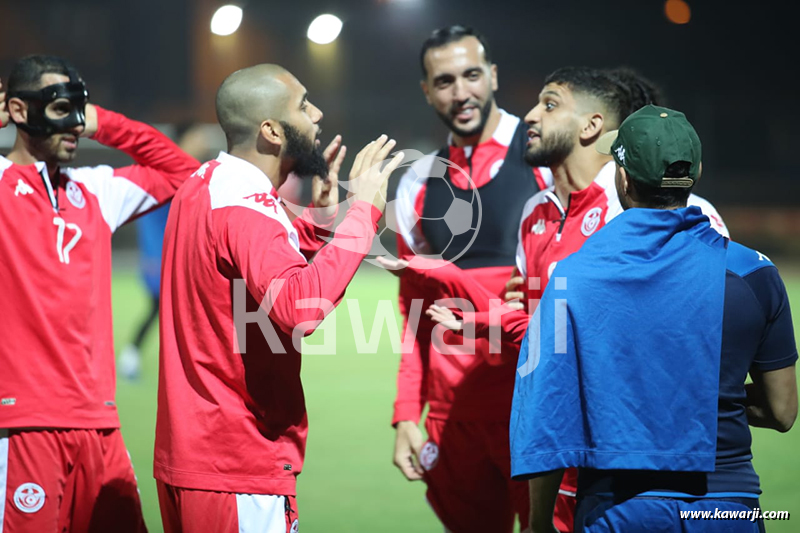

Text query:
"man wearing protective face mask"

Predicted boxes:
[[0, 55, 199, 531]]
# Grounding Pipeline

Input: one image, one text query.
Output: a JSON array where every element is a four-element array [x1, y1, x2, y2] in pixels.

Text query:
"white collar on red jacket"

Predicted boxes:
[[446, 108, 519, 157], [209, 151, 303, 257], [594, 160, 617, 192], [215, 151, 280, 199], [537, 160, 618, 215]]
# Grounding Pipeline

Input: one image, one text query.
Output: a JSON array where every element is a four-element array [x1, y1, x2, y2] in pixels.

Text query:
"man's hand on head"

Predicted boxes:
[[80, 103, 98, 138]]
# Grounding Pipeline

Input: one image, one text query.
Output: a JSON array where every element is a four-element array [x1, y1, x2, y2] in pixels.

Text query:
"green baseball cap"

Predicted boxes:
[[596, 104, 701, 188]]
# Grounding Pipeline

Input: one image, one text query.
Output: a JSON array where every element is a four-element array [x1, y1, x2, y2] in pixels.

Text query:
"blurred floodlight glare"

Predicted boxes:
[[664, 0, 691, 24], [211, 5, 243, 36], [307, 14, 343, 45]]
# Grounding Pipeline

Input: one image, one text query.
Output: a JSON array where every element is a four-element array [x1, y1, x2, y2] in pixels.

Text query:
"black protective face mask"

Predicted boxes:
[[8, 70, 89, 137]]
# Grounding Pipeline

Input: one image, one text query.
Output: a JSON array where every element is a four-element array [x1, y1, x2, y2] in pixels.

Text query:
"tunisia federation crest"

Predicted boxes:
[[14, 483, 46, 513], [419, 441, 440, 471], [66, 181, 86, 209], [581, 207, 603, 237]]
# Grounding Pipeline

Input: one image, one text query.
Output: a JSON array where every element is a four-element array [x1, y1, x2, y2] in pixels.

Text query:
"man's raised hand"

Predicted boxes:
[[312, 134, 346, 218], [504, 267, 526, 311], [348, 134, 403, 213], [80, 103, 98, 138], [426, 304, 463, 332], [376, 256, 409, 277]]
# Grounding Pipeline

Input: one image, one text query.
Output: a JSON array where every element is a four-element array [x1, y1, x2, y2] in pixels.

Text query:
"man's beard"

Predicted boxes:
[[281, 121, 328, 179], [437, 96, 494, 138], [524, 128, 575, 168], [30, 133, 79, 165]]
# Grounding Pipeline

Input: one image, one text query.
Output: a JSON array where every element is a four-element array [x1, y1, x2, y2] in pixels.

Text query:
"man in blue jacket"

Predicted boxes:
[[511, 105, 797, 532]]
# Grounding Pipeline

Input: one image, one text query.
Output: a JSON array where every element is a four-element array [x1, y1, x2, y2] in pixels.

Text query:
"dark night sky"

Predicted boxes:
[[1, 0, 798, 207]]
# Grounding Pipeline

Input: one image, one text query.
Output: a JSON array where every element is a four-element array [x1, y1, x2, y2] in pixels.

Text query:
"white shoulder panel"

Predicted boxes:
[[65, 165, 158, 233], [493, 109, 520, 147], [208, 162, 303, 258], [593, 161, 624, 224]]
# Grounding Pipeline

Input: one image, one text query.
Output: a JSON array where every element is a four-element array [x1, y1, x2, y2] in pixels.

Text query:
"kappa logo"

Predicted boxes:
[[194, 162, 211, 178], [15, 179, 34, 197], [244, 193, 279, 214], [66, 181, 86, 209], [581, 207, 603, 237], [290, 518, 299, 532], [532, 219, 546, 235], [14, 483, 46, 513], [614, 144, 626, 164], [419, 441, 439, 471]]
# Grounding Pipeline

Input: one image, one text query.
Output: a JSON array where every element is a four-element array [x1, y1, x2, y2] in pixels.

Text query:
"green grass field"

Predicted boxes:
[[113, 264, 800, 532]]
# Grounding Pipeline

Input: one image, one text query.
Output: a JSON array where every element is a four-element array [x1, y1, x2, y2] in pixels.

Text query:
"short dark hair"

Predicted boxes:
[[420, 25, 492, 78], [606, 67, 663, 121], [630, 161, 693, 209], [7, 55, 78, 94], [543, 67, 629, 129]]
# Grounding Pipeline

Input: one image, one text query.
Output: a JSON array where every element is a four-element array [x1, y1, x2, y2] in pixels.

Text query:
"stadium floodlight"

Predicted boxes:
[[307, 14, 343, 45], [211, 5, 243, 36], [664, 0, 691, 24]]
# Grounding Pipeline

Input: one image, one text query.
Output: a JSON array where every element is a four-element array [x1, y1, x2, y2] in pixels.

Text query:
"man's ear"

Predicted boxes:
[[7, 97, 28, 125], [619, 166, 634, 198], [580, 112, 604, 142], [490, 63, 498, 92], [260, 119, 283, 147], [420, 79, 432, 106]]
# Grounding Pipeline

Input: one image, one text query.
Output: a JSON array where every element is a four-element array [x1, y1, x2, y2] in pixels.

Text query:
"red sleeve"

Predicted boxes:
[[401, 259, 531, 364], [73, 106, 200, 232], [462, 307, 530, 363], [92, 106, 200, 205], [392, 233, 431, 425], [292, 203, 339, 260], [216, 200, 380, 336]]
